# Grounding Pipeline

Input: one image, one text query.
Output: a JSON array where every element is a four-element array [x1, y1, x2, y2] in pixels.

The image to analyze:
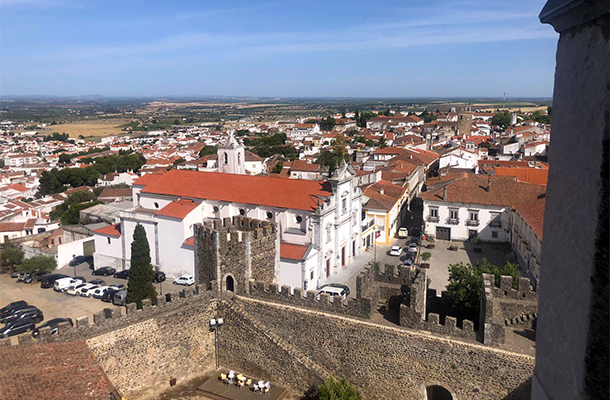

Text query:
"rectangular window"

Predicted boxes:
[[491, 231, 498, 238], [310, 270, 314, 280], [469, 211, 478, 221], [450, 209, 458, 219], [342, 198, 347, 214], [430, 208, 439, 218], [377, 216, 385, 230]]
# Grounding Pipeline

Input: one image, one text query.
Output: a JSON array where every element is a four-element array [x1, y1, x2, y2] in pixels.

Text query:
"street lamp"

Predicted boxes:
[[209, 317, 224, 369], [71, 254, 76, 278]]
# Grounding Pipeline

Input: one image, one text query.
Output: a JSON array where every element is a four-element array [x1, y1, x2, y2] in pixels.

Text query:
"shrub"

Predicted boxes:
[[421, 252, 432, 261], [317, 377, 362, 400]]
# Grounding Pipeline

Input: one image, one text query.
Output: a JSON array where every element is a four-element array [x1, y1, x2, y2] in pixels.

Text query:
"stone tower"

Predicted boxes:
[[217, 133, 245, 175], [457, 102, 473, 136]]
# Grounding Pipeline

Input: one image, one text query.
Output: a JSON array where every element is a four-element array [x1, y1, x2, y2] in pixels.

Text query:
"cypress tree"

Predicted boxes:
[[126, 223, 157, 308]]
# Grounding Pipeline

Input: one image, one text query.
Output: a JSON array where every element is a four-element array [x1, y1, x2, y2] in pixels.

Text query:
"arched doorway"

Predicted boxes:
[[225, 275, 234, 292], [426, 385, 453, 400]]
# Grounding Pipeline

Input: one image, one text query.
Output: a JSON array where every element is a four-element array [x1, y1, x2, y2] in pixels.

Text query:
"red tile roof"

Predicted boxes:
[[183, 236, 195, 247], [140, 170, 332, 212], [0, 222, 26, 232], [422, 175, 546, 207], [495, 167, 549, 185], [93, 223, 121, 237], [280, 242, 309, 261], [156, 199, 199, 220], [0, 341, 115, 400], [374, 147, 404, 155], [514, 195, 546, 239], [133, 171, 166, 186], [363, 179, 406, 211]]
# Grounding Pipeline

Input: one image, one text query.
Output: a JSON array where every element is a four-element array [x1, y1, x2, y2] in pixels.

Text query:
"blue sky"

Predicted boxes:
[[0, 0, 558, 98]]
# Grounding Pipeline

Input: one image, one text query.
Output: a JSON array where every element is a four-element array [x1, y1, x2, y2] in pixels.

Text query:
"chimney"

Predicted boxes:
[[443, 187, 448, 201], [379, 189, 385, 195], [487, 177, 492, 192]]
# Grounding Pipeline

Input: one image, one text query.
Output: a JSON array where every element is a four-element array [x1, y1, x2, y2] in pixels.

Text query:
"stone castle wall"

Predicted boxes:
[[225, 295, 535, 399]]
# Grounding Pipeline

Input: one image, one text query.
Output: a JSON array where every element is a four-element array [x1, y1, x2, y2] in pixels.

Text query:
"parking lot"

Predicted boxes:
[[0, 262, 185, 325]]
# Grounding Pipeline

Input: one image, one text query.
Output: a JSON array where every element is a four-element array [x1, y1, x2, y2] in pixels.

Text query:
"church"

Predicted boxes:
[[93, 134, 363, 290]]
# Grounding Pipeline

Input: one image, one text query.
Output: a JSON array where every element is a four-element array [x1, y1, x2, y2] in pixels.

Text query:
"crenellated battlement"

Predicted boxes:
[[0, 285, 218, 347], [247, 280, 378, 319], [195, 216, 277, 239]]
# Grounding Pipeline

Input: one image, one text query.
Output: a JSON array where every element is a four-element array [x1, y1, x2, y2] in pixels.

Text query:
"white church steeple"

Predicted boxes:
[[217, 133, 246, 175]]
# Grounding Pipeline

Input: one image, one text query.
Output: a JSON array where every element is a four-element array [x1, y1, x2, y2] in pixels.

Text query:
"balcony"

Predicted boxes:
[[427, 216, 440, 223], [446, 218, 460, 225], [466, 219, 480, 226], [361, 219, 375, 232]]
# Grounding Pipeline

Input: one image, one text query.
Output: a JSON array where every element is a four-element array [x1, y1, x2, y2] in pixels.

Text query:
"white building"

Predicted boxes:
[[286, 124, 321, 140], [421, 175, 546, 242], [4, 153, 41, 167], [510, 196, 545, 287], [439, 142, 481, 170], [93, 162, 363, 290]]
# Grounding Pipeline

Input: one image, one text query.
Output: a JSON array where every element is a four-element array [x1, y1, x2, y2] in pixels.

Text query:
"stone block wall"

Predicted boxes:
[[229, 296, 535, 400], [194, 216, 278, 294], [247, 280, 379, 319], [480, 274, 539, 346]]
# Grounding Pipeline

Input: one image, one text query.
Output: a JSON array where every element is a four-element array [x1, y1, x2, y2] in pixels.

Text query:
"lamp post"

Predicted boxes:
[[209, 317, 224, 369], [71, 254, 76, 278]]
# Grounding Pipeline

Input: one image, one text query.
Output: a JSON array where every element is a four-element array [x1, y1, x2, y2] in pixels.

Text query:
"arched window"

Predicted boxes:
[[213, 206, 219, 213], [237, 153, 241, 165], [239, 209, 245, 216], [224, 152, 228, 164], [426, 385, 453, 400], [154, 202, 159, 209], [296, 215, 303, 223], [266, 211, 273, 219]]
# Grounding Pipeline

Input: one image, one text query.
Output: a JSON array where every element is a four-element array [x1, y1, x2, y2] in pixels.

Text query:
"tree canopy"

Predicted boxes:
[[18, 255, 57, 274], [126, 224, 157, 308], [49, 190, 100, 225], [446, 259, 520, 316], [0, 244, 24, 272], [199, 145, 218, 157], [317, 377, 362, 400], [491, 111, 512, 128]]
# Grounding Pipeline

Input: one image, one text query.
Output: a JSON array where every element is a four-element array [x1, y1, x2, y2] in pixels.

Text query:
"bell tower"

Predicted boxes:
[[217, 133, 246, 175]]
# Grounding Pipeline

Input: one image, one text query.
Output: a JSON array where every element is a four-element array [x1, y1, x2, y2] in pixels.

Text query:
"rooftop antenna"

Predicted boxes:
[[503, 92, 506, 109]]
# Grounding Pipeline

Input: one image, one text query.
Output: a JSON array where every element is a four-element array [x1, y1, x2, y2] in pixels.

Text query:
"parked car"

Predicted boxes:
[[73, 276, 87, 283], [32, 318, 73, 337], [408, 242, 418, 253], [316, 286, 347, 302], [153, 271, 166, 283], [89, 279, 106, 286], [92, 267, 116, 276], [10, 270, 19, 278], [1, 306, 43, 325], [0, 300, 28, 315], [91, 286, 110, 299], [397, 227, 409, 238], [411, 227, 421, 237], [24, 271, 53, 284], [40, 274, 70, 289], [16, 272, 29, 282], [0, 319, 36, 338], [403, 258, 414, 267], [319, 283, 351, 297], [54, 277, 85, 292], [112, 290, 127, 306], [113, 270, 129, 279], [108, 284, 125, 291], [389, 246, 402, 256], [69, 255, 93, 267], [173, 274, 195, 286], [405, 250, 417, 261], [66, 283, 87, 296], [78, 284, 100, 297], [101, 289, 119, 303], [0, 305, 38, 323]]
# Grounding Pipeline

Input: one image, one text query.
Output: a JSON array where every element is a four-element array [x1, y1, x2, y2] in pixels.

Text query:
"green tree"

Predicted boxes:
[[126, 224, 157, 308], [271, 161, 284, 174], [384, 107, 391, 116], [18, 255, 56, 274], [421, 252, 431, 261], [491, 111, 512, 128], [319, 117, 336, 131], [317, 377, 362, 400], [446, 259, 520, 316], [0, 244, 24, 272], [199, 146, 218, 157]]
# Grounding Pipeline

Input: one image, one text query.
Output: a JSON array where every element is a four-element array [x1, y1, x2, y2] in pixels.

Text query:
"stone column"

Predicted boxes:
[[533, 2, 609, 400]]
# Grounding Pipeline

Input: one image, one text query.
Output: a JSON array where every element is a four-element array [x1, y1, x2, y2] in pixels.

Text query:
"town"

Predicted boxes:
[[0, 0, 606, 399]]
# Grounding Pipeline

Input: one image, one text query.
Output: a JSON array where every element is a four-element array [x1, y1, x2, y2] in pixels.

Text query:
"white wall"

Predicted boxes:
[[57, 237, 94, 268]]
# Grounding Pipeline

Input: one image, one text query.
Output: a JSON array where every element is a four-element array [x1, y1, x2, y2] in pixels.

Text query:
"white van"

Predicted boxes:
[[316, 286, 347, 302], [54, 277, 83, 292]]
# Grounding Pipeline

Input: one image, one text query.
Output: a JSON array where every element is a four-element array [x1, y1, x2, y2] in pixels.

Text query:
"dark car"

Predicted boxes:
[[319, 283, 351, 297], [25, 270, 53, 283], [73, 276, 87, 283], [69, 255, 93, 267], [92, 267, 116, 276], [101, 289, 119, 303], [10, 270, 19, 278], [1, 306, 43, 324], [411, 227, 421, 237], [0, 300, 28, 315], [153, 271, 166, 283], [113, 269, 129, 279], [0, 319, 36, 338], [40, 274, 70, 288], [32, 318, 73, 337], [89, 279, 106, 286]]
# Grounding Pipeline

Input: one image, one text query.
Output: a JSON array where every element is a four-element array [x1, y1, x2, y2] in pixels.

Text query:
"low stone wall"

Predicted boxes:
[[230, 296, 535, 399]]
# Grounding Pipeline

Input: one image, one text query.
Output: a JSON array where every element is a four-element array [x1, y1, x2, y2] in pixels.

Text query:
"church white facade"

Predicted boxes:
[[93, 137, 363, 290]]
